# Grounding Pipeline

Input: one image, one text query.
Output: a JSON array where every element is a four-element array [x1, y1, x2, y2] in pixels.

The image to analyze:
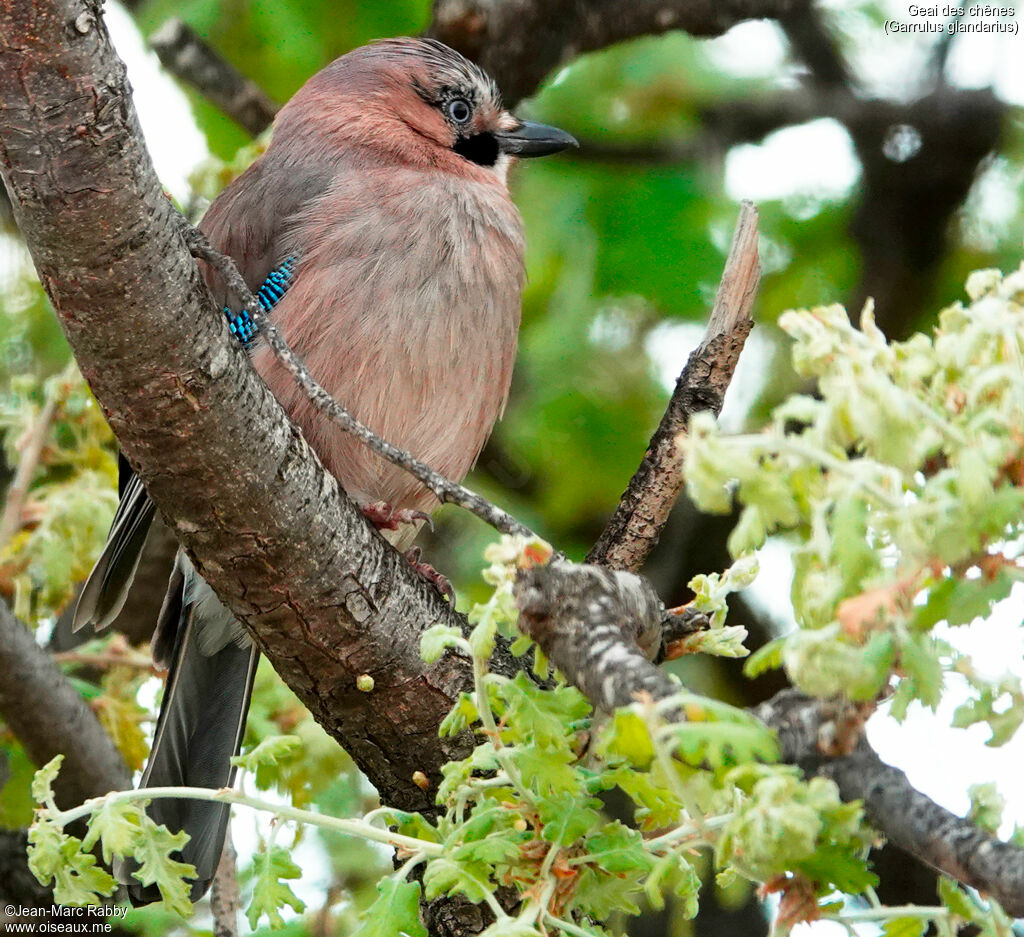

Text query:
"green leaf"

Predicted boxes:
[[581, 822, 651, 874], [232, 734, 302, 773], [899, 633, 944, 710], [27, 817, 117, 906], [598, 709, 655, 768], [128, 821, 196, 917], [422, 857, 495, 904], [81, 799, 146, 865], [352, 878, 427, 937], [420, 625, 465, 663], [571, 864, 645, 919], [671, 721, 779, 769], [511, 746, 583, 797], [537, 793, 601, 845], [831, 495, 878, 591], [967, 782, 1004, 834], [915, 571, 1021, 630], [439, 693, 479, 738], [509, 633, 534, 657], [743, 637, 786, 679], [602, 766, 681, 829], [881, 917, 928, 937], [937, 877, 977, 920], [391, 811, 441, 845], [796, 842, 877, 893], [31, 755, 63, 804], [246, 845, 306, 930], [494, 672, 590, 751]]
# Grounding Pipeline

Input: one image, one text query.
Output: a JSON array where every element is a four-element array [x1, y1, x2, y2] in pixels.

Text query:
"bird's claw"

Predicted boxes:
[[404, 547, 455, 605], [361, 501, 433, 532]]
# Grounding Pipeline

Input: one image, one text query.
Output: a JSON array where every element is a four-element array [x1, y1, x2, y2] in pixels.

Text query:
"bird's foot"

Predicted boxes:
[[361, 501, 433, 532], [404, 546, 455, 605]]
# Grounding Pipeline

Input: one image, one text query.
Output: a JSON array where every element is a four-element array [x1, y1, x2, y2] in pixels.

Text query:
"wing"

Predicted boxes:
[[198, 154, 332, 309], [74, 157, 332, 632]]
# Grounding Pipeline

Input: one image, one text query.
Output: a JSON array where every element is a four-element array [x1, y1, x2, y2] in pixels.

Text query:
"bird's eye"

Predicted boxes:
[[446, 99, 472, 125]]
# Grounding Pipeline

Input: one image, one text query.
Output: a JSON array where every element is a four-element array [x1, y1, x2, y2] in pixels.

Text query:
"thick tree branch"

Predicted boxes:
[[755, 690, 1024, 917], [515, 561, 672, 710], [777, 1, 853, 90], [149, 19, 278, 137], [0, 598, 129, 807], [428, 0, 802, 106], [586, 201, 759, 572], [0, 0, 491, 822]]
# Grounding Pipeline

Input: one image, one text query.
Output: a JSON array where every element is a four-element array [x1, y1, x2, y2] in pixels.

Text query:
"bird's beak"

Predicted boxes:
[[495, 120, 578, 158]]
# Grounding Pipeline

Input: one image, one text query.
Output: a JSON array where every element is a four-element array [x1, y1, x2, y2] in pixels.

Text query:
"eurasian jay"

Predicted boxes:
[[74, 37, 575, 904]]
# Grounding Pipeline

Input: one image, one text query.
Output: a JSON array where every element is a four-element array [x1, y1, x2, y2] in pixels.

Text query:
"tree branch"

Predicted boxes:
[[0, 598, 129, 807], [586, 200, 759, 572], [149, 19, 277, 137], [777, 0, 853, 90], [515, 561, 672, 710], [0, 393, 58, 548], [0, 831, 54, 909], [428, 0, 803, 106], [755, 690, 1024, 917], [210, 839, 241, 937]]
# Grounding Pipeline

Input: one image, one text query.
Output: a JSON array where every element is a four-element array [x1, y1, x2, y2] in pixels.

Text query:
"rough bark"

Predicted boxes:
[[586, 201, 758, 572]]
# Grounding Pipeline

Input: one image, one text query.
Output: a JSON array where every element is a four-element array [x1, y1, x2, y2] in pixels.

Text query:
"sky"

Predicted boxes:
[[87, 2, 1024, 932]]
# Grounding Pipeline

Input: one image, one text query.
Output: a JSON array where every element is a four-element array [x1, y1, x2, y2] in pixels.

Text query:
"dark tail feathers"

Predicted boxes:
[[117, 597, 258, 905]]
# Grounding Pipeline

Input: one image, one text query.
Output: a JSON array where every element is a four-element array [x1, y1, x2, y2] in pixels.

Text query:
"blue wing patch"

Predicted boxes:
[[224, 256, 297, 345]]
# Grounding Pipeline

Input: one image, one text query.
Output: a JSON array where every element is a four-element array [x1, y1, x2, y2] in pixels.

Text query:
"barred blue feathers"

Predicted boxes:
[[224, 256, 297, 345]]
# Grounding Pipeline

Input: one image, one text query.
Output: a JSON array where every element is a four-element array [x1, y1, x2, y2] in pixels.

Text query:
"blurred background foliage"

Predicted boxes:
[[1, 0, 1023, 933]]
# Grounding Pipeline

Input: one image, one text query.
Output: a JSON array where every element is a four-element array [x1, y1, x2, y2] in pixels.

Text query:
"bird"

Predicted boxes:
[[74, 37, 576, 905]]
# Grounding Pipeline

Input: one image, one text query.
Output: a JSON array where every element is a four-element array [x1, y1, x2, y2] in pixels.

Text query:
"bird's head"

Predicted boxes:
[[274, 38, 577, 181]]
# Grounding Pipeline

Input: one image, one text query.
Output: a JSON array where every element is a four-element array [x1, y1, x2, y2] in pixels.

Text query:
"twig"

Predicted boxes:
[[53, 785, 444, 857], [777, 2, 853, 90], [210, 838, 240, 937], [183, 226, 542, 543], [149, 20, 278, 137], [0, 395, 57, 548], [586, 201, 760, 572], [658, 604, 711, 661], [51, 648, 159, 673]]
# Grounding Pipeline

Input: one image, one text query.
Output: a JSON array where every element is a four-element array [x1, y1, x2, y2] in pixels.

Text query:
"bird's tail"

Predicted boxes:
[[117, 565, 258, 905], [74, 455, 156, 633]]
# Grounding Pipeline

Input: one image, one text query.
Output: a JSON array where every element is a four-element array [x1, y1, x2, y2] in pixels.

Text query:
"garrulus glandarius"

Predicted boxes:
[[74, 37, 575, 904]]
